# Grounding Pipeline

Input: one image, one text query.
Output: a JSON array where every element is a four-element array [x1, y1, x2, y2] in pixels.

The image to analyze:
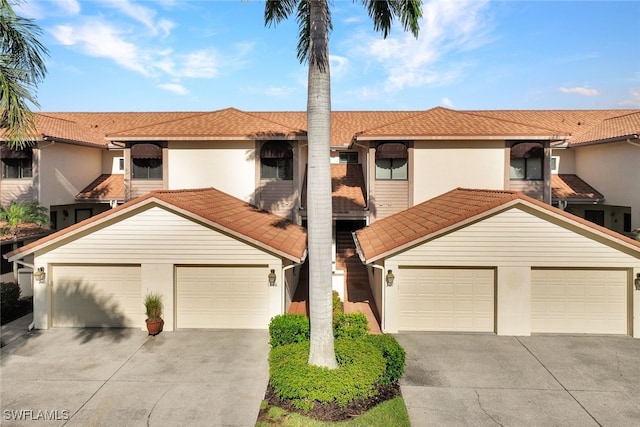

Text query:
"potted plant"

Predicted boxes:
[[144, 292, 164, 336]]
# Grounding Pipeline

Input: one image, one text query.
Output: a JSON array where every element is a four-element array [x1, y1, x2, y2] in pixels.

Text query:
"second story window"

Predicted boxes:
[[375, 142, 408, 180], [1, 145, 33, 179], [510, 142, 543, 180], [131, 143, 162, 180], [260, 141, 293, 180]]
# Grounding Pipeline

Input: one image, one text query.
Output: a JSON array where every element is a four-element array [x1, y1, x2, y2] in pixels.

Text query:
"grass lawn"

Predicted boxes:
[[255, 396, 411, 427]]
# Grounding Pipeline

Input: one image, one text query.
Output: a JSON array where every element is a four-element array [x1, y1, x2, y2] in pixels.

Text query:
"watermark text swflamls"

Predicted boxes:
[[3, 409, 70, 421]]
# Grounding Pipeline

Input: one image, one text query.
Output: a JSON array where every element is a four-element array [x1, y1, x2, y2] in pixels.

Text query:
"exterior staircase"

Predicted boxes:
[[289, 230, 381, 334]]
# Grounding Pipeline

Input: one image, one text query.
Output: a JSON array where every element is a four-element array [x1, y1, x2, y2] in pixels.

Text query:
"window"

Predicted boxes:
[[551, 156, 560, 174], [585, 210, 605, 227], [75, 208, 92, 223], [375, 143, 408, 180], [510, 142, 543, 180], [131, 144, 162, 180], [1, 145, 32, 179], [339, 152, 358, 164], [260, 141, 293, 180]]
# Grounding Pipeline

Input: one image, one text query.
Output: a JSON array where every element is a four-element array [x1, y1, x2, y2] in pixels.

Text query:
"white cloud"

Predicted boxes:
[[330, 55, 349, 80], [180, 51, 218, 78], [51, 21, 152, 76], [618, 88, 640, 107], [442, 97, 454, 107], [354, 0, 493, 92], [158, 83, 189, 95], [101, 0, 175, 36], [558, 87, 599, 96], [52, 0, 81, 15]]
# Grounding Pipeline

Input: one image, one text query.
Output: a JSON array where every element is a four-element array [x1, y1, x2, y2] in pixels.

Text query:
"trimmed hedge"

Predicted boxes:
[[1, 282, 21, 322], [334, 312, 369, 339], [364, 334, 406, 386], [269, 338, 386, 411], [269, 314, 310, 347]]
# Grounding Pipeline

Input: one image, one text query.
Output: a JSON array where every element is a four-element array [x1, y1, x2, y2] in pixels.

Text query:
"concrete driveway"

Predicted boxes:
[[1, 325, 269, 426], [397, 333, 640, 427]]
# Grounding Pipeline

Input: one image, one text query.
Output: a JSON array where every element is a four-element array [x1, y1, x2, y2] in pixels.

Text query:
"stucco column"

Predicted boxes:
[[269, 263, 283, 320], [141, 263, 174, 331], [33, 269, 49, 329], [382, 262, 399, 333], [496, 266, 531, 336], [633, 267, 640, 339]]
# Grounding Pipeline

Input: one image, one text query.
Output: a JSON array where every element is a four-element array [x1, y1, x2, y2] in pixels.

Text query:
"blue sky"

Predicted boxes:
[[17, 0, 640, 112]]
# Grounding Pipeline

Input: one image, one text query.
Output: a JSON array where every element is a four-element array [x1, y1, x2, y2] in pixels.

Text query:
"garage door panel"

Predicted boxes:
[[531, 269, 627, 334], [176, 266, 269, 329], [52, 265, 141, 327], [399, 268, 495, 332]]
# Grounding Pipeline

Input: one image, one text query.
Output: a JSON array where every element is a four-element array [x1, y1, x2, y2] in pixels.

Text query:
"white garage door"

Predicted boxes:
[[399, 268, 495, 332], [52, 265, 141, 327], [531, 269, 628, 334], [176, 266, 269, 329]]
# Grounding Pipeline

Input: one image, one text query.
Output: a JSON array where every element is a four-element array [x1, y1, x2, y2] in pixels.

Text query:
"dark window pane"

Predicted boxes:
[[375, 159, 392, 179], [510, 158, 525, 179], [132, 158, 163, 180], [526, 157, 543, 180]]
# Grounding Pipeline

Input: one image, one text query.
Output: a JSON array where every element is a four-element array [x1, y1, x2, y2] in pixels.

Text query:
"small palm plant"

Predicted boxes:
[[0, 201, 49, 239]]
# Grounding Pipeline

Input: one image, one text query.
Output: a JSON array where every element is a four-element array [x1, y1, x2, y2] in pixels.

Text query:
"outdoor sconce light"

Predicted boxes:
[[635, 274, 640, 291], [386, 269, 395, 287], [268, 269, 277, 287], [33, 267, 46, 283]]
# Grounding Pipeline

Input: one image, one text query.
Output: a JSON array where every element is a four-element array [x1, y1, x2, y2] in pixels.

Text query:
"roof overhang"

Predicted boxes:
[[356, 198, 640, 264], [6, 197, 306, 264], [107, 135, 306, 142], [570, 134, 639, 148], [354, 135, 568, 142]]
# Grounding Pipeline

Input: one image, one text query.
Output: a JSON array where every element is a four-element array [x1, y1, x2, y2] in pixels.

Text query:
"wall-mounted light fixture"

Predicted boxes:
[[268, 269, 277, 287], [635, 273, 640, 291], [386, 269, 395, 287], [33, 267, 46, 283]]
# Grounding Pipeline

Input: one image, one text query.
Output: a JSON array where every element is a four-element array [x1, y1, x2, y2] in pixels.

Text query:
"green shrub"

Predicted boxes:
[[269, 314, 310, 347], [365, 334, 406, 386], [269, 338, 386, 411], [1, 282, 21, 321], [334, 311, 369, 339], [332, 290, 343, 317]]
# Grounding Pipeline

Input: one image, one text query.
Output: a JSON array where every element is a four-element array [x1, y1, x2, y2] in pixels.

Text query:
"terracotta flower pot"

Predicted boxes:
[[146, 318, 164, 336]]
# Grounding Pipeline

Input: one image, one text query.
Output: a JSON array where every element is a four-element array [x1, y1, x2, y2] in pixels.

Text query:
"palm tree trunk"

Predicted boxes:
[[306, 0, 337, 369]]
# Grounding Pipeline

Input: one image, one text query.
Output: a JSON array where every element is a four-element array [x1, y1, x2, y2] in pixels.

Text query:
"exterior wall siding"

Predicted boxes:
[[130, 180, 163, 199], [390, 207, 640, 268], [509, 180, 544, 201], [0, 179, 36, 205], [371, 180, 409, 221], [255, 180, 297, 220], [36, 206, 280, 265]]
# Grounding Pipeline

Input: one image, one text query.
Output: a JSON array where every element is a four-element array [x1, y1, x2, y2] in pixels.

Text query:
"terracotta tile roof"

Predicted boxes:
[[567, 111, 640, 145], [7, 187, 307, 262], [354, 187, 640, 262], [300, 164, 367, 214], [356, 107, 568, 139], [76, 174, 125, 201], [106, 108, 306, 140], [552, 174, 604, 202], [331, 164, 367, 213], [1, 222, 52, 243], [9, 107, 638, 149], [467, 109, 639, 144]]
